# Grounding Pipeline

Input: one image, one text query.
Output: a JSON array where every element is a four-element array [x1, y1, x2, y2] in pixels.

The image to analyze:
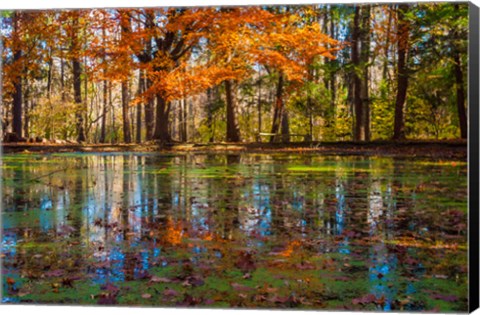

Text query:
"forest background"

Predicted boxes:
[[0, 1, 469, 144]]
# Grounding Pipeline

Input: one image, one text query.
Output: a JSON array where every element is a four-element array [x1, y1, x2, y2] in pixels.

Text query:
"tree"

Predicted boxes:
[[351, 5, 371, 142], [452, 4, 467, 139], [119, 11, 132, 143], [11, 11, 22, 139], [393, 4, 410, 140], [0, 4, 469, 144], [69, 11, 87, 142]]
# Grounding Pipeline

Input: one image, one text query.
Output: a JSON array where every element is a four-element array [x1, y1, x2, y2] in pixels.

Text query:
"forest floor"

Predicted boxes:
[[0, 140, 467, 159]]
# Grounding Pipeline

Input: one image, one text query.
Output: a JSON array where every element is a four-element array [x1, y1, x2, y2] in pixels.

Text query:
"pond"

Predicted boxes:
[[0, 152, 468, 311]]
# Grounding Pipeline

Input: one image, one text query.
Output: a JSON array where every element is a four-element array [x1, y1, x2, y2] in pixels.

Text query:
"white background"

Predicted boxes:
[[0, 0, 479, 315]]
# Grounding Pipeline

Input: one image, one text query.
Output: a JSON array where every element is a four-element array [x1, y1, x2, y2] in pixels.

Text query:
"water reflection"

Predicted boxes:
[[1, 153, 468, 309]]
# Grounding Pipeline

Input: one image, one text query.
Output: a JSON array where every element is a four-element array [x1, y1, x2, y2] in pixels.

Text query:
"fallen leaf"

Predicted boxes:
[[352, 294, 377, 305], [164, 288, 180, 297], [150, 276, 172, 283], [7, 278, 15, 286], [45, 269, 65, 277], [430, 294, 458, 302]]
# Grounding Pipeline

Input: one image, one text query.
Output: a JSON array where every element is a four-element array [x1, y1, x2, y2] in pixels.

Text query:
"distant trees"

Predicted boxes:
[[0, 3, 469, 144]]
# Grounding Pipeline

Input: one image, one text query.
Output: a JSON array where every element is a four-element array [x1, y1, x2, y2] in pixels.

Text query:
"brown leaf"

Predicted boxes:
[[231, 282, 252, 291], [150, 276, 172, 283], [352, 294, 377, 305], [164, 288, 180, 297], [234, 251, 256, 273]]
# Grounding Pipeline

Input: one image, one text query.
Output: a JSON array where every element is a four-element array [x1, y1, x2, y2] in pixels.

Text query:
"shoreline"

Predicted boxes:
[[0, 140, 467, 159]]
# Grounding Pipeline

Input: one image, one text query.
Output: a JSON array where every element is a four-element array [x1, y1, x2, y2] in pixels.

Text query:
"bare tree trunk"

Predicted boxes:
[[352, 6, 362, 141], [153, 94, 171, 142], [100, 24, 107, 143], [281, 109, 290, 143], [454, 4, 467, 139], [140, 16, 154, 141], [360, 5, 371, 141], [12, 12, 23, 139], [0, 28, 4, 140], [206, 88, 214, 143], [329, 11, 337, 126], [393, 4, 410, 140], [23, 84, 29, 139], [72, 14, 86, 142], [180, 98, 187, 142], [308, 97, 313, 140], [383, 7, 392, 82], [60, 52, 66, 102], [122, 80, 132, 143], [120, 12, 132, 144], [257, 75, 262, 142], [47, 49, 53, 100], [136, 70, 143, 143], [109, 81, 115, 143], [224, 80, 241, 142], [454, 52, 467, 139], [270, 73, 284, 143], [144, 78, 154, 141], [100, 78, 107, 143]]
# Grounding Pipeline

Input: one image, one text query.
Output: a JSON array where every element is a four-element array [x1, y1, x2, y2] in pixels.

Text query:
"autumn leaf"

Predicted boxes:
[[231, 283, 252, 291], [163, 288, 180, 297], [150, 276, 172, 283]]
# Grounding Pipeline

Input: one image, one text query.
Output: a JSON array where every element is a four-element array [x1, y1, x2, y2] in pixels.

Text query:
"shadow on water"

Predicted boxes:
[[1, 153, 468, 311]]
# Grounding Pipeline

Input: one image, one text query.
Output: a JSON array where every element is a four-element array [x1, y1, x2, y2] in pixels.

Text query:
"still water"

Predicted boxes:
[[1, 153, 468, 311]]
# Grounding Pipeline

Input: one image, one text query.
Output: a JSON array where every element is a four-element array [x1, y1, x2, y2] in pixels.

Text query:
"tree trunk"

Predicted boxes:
[[72, 14, 86, 142], [60, 52, 66, 102], [329, 12, 337, 125], [281, 109, 290, 143], [109, 81, 115, 143], [206, 87, 214, 143], [144, 78, 154, 141], [257, 75, 262, 142], [308, 97, 313, 140], [0, 28, 4, 140], [454, 52, 467, 139], [120, 12, 132, 144], [180, 98, 187, 142], [100, 78, 107, 143], [23, 84, 29, 139], [73, 60, 85, 142], [224, 80, 241, 142], [122, 80, 132, 143], [47, 49, 53, 100], [360, 5, 371, 141], [454, 4, 467, 139], [270, 73, 284, 143], [100, 24, 107, 143], [153, 94, 171, 142], [352, 6, 362, 141], [142, 12, 155, 141], [383, 7, 392, 82], [136, 70, 143, 143], [12, 12, 23, 139], [393, 4, 410, 140]]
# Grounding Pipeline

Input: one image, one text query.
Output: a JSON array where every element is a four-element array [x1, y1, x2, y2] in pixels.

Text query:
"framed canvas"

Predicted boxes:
[[0, 0, 479, 314]]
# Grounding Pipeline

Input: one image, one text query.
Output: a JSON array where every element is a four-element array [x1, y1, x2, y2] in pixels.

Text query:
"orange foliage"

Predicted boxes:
[[279, 240, 302, 257], [2, 6, 343, 109], [164, 219, 185, 246]]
